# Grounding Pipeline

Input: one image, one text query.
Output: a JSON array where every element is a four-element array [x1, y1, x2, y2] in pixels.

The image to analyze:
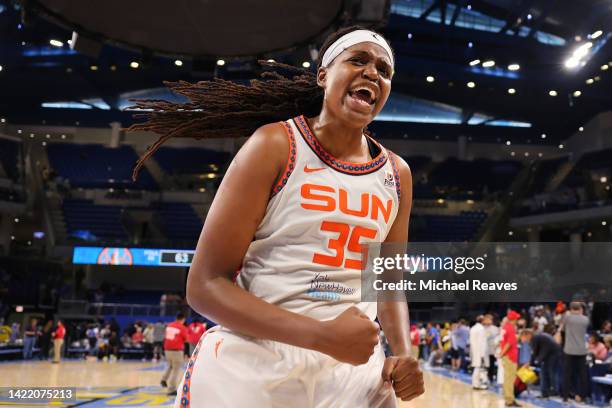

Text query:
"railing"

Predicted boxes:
[[59, 299, 186, 317]]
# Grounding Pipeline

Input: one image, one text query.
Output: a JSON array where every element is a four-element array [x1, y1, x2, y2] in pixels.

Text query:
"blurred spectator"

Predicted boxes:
[[38, 320, 53, 360], [588, 333, 607, 361], [410, 324, 420, 359], [470, 315, 488, 390], [132, 326, 144, 347], [143, 323, 155, 360], [52, 320, 65, 364], [161, 312, 189, 396], [600, 320, 612, 336], [483, 314, 499, 384], [561, 302, 589, 403], [450, 319, 469, 371], [500, 310, 520, 407], [153, 321, 165, 361], [9, 322, 20, 343], [187, 318, 207, 355], [86, 324, 99, 356], [533, 310, 548, 333], [22, 318, 40, 360], [523, 329, 561, 398]]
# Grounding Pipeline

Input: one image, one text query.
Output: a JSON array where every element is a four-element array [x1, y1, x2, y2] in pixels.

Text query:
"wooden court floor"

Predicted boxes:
[[0, 359, 533, 407]]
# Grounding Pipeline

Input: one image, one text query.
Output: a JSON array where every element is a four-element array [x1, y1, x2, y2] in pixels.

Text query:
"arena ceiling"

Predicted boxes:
[[0, 0, 611, 145]]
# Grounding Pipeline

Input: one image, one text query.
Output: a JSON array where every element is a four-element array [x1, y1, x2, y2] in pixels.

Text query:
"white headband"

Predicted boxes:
[[321, 29, 394, 69]]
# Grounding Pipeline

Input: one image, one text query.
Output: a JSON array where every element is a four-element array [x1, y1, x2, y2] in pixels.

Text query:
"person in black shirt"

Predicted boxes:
[[522, 329, 562, 398]]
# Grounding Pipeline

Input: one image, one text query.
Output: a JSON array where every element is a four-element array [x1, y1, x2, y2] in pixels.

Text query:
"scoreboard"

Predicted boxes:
[[72, 246, 195, 267]]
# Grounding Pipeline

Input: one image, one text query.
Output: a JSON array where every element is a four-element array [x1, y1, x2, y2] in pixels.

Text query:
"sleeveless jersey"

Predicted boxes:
[[237, 115, 401, 321]]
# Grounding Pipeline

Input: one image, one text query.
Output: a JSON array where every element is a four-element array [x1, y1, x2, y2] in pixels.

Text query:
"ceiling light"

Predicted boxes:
[[216, 59, 225, 66], [603, 221, 608, 226], [524, 152, 529, 157], [482, 60, 495, 68], [302, 61, 311, 68], [565, 57, 579, 69], [591, 30, 603, 39], [579, 126, 584, 132], [508, 63, 520, 71], [538, 153, 543, 157], [559, 144, 564, 149], [601, 176, 608, 183], [586, 78, 594, 84], [49, 39, 63, 47], [467, 81, 476, 88], [506, 140, 511, 145], [90, 65, 98, 71], [541, 133, 547, 139], [573, 90, 582, 97], [527, 14, 532, 20], [174, 60, 183, 67], [469, 59, 480, 66], [510, 151, 515, 156], [548, 90, 557, 96], [0, 65, 3, 72], [426, 76, 435, 83], [467, 41, 473, 48], [601, 64, 609, 71], [267, 59, 275, 63], [130, 61, 139, 69], [508, 88, 516, 94]]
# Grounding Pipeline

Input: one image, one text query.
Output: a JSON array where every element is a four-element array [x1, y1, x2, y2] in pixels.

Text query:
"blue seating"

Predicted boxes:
[[157, 202, 203, 243], [0, 139, 20, 180], [410, 211, 487, 242], [47, 144, 157, 189], [63, 199, 129, 241], [429, 158, 521, 193], [154, 147, 230, 175]]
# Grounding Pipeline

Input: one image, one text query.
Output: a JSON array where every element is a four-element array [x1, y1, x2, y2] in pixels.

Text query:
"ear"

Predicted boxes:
[[316, 67, 327, 88]]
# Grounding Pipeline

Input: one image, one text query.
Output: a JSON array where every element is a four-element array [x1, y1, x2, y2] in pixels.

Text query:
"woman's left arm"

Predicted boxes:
[[377, 155, 413, 357], [377, 155, 425, 402]]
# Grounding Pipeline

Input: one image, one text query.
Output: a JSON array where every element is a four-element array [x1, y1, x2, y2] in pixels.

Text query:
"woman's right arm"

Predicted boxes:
[[186, 123, 379, 365]]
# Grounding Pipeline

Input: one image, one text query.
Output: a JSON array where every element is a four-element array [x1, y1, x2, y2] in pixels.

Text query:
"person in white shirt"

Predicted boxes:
[[470, 315, 489, 389]]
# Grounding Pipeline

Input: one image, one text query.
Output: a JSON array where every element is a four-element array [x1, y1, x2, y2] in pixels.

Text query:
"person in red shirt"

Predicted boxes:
[[131, 326, 144, 346], [410, 324, 420, 360], [52, 320, 66, 364], [500, 310, 520, 407], [161, 313, 189, 396], [187, 318, 207, 355]]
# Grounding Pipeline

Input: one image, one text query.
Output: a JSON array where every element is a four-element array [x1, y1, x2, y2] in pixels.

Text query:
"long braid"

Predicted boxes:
[[128, 26, 386, 180]]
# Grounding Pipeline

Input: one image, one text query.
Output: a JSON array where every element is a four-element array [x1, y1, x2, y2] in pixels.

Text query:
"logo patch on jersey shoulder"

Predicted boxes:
[[384, 171, 396, 189]]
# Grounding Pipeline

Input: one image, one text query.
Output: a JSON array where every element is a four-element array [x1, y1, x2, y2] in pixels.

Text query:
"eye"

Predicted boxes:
[[378, 64, 391, 77], [349, 57, 366, 65]]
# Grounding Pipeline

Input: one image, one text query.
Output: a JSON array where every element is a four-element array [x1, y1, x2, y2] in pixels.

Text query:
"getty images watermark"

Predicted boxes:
[[361, 242, 612, 302]]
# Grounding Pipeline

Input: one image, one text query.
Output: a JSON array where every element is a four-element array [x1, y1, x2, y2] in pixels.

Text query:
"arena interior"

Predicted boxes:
[[1, 0, 612, 407]]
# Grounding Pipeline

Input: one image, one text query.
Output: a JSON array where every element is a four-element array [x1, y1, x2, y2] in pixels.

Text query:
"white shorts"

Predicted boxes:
[[174, 326, 397, 408]]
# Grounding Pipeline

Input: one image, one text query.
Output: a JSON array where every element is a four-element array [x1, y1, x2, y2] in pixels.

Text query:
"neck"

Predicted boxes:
[[308, 110, 369, 162]]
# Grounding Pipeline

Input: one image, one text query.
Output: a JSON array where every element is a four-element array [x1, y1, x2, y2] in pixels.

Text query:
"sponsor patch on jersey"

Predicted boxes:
[[384, 171, 396, 189]]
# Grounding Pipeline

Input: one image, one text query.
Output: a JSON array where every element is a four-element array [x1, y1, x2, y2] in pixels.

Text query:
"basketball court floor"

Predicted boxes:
[[0, 359, 569, 408]]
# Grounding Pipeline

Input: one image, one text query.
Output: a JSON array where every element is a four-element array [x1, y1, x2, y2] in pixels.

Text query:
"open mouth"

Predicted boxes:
[[348, 87, 376, 106]]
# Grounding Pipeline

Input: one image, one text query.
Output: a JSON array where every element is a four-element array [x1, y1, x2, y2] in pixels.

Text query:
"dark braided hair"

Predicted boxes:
[[128, 25, 388, 180]]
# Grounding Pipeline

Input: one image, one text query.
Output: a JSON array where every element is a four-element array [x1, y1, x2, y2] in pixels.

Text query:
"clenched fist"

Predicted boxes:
[[317, 306, 380, 365], [381, 355, 425, 401]]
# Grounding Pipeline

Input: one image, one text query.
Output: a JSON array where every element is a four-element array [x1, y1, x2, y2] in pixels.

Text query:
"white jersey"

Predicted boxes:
[[237, 115, 401, 321]]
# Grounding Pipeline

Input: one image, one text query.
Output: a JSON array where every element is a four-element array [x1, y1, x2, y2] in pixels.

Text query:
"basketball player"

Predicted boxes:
[[130, 26, 423, 407]]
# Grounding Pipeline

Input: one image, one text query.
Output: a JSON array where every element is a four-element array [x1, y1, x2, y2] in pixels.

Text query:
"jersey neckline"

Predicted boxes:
[[293, 115, 388, 176]]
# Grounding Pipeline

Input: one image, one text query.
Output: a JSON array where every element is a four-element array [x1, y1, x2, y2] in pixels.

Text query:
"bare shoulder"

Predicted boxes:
[[233, 122, 289, 173], [388, 151, 413, 186]]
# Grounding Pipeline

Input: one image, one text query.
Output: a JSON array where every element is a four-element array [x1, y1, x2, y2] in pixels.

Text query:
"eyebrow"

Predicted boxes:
[[346, 50, 392, 70]]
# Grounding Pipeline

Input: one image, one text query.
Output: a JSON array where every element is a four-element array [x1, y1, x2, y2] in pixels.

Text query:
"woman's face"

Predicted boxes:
[[317, 41, 393, 128]]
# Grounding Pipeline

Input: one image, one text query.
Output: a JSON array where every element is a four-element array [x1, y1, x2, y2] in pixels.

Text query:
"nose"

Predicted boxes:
[[362, 63, 379, 82]]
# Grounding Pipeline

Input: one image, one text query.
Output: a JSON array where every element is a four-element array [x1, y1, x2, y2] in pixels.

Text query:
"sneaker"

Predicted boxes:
[[160, 380, 168, 388]]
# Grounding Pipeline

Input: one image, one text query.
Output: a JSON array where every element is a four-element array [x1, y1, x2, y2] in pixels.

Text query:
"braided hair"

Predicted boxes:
[[128, 25, 387, 180]]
